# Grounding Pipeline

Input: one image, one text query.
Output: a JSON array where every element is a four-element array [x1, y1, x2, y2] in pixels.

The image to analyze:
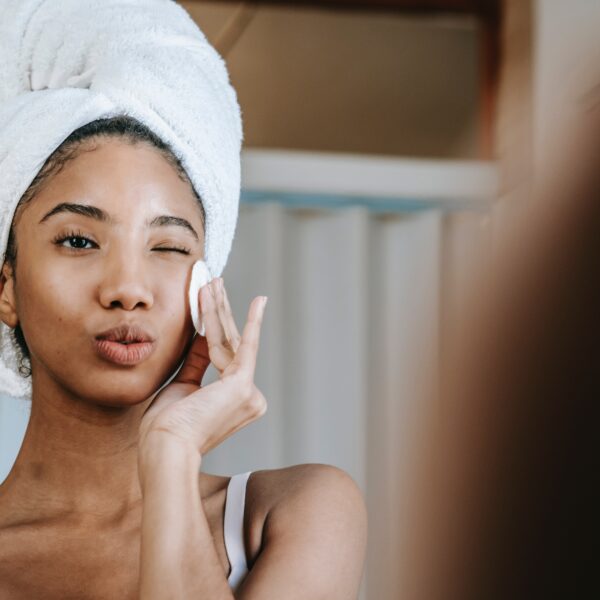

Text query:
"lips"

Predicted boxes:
[[95, 324, 155, 344], [94, 324, 156, 366]]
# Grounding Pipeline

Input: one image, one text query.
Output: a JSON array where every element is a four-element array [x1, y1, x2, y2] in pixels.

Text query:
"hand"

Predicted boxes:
[[138, 277, 268, 459]]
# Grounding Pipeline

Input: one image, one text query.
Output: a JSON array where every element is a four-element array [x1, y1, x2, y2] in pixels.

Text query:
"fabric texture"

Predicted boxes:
[[0, 0, 243, 399], [224, 471, 252, 591]]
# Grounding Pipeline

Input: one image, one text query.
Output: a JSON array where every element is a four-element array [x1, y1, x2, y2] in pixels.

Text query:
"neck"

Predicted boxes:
[[0, 379, 153, 529]]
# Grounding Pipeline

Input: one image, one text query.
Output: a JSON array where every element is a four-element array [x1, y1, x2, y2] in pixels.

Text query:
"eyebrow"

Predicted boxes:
[[38, 202, 199, 241]]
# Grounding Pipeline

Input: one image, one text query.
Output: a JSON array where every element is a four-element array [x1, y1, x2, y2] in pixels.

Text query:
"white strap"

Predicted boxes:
[[224, 471, 252, 590]]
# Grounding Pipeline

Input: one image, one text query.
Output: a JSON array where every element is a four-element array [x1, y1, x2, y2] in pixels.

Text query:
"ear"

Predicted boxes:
[[0, 261, 18, 329]]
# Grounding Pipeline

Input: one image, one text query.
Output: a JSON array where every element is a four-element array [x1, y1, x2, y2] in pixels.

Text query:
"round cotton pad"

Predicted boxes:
[[189, 259, 212, 336]]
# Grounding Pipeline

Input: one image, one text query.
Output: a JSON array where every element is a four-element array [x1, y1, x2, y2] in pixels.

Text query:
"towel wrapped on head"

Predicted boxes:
[[0, 0, 243, 399]]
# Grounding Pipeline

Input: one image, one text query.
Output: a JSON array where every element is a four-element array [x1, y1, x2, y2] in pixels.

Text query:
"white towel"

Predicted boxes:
[[0, 0, 243, 399]]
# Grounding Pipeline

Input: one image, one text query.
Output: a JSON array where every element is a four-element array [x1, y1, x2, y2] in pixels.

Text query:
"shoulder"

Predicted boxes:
[[250, 463, 366, 524], [244, 464, 367, 595]]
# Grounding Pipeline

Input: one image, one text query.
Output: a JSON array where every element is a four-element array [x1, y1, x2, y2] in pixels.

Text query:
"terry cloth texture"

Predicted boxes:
[[0, 0, 243, 399]]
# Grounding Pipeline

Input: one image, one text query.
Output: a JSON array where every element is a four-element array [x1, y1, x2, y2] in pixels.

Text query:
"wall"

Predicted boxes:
[[533, 0, 600, 169], [181, 1, 482, 158]]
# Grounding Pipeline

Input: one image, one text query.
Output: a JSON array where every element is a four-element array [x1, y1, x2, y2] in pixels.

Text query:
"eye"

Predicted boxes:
[[51, 230, 192, 254], [153, 245, 192, 255], [52, 230, 97, 251]]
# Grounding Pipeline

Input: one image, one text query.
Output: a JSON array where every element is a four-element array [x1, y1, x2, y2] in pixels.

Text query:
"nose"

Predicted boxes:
[[98, 253, 154, 311]]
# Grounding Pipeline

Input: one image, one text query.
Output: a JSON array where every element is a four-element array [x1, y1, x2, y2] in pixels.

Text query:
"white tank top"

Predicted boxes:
[[224, 471, 252, 591]]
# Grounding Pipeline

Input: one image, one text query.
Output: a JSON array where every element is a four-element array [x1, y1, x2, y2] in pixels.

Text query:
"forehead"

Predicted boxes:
[[23, 137, 202, 224]]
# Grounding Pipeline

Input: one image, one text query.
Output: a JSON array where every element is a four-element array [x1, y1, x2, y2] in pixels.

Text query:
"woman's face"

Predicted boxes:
[[5, 137, 205, 406]]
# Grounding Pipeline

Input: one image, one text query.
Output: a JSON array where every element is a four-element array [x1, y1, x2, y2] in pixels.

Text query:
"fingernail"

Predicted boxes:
[[262, 296, 268, 308]]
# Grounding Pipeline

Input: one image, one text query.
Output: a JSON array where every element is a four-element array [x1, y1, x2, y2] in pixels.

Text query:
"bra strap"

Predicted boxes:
[[224, 471, 252, 589]]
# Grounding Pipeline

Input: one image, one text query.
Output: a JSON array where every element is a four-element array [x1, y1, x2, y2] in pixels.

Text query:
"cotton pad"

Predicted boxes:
[[189, 259, 212, 336]]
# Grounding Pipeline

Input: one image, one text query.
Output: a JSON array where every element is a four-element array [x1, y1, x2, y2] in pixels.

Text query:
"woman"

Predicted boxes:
[[0, 114, 367, 600], [0, 1, 367, 598]]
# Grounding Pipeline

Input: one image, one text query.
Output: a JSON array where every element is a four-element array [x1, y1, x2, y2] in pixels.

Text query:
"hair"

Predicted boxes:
[[3, 114, 206, 378]]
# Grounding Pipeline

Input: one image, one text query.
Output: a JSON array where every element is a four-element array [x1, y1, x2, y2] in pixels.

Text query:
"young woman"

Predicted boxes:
[[0, 116, 367, 599]]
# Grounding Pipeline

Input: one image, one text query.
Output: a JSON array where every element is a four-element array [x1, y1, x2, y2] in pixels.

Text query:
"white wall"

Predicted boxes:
[[533, 0, 600, 169], [0, 395, 30, 483]]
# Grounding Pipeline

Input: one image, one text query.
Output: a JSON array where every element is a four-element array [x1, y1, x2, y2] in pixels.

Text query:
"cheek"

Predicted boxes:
[[17, 266, 90, 359], [17, 255, 193, 361], [158, 276, 194, 348]]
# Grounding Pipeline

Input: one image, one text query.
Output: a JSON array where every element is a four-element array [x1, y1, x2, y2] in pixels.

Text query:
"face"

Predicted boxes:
[[1, 138, 205, 406]]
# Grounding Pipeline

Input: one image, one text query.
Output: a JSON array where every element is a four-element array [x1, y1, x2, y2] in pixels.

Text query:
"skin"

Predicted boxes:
[[0, 138, 367, 599]]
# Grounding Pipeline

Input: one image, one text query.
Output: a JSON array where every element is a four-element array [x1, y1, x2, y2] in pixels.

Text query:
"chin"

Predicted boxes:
[[59, 368, 165, 407], [97, 389, 153, 407], [35, 343, 184, 405]]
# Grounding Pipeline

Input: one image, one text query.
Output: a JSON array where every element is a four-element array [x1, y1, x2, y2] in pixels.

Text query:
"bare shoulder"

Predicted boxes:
[[240, 464, 367, 597], [249, 463, 366, 522]]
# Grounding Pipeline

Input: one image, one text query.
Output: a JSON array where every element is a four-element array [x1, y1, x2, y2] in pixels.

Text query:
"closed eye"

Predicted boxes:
[[153, 246, 191, 254]]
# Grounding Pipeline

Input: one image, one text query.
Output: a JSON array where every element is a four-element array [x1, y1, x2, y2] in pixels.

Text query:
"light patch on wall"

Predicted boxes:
[[180, 1, 481, 158]]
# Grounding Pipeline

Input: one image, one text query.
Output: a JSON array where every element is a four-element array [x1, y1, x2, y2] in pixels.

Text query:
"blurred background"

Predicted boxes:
[[1, 1, 599, 598]]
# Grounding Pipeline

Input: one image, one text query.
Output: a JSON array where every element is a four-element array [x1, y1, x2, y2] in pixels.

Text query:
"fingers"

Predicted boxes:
[[200, 281, 236, 372], [230, 296, 268, 380], [214, 278, 242, 353], [199, 276, 268, 382]]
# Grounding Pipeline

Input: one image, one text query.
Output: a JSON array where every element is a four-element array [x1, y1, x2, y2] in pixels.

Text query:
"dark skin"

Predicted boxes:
[[0, 138, 367, 599]]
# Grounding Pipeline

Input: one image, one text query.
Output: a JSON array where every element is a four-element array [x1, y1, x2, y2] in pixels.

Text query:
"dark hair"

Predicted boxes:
[[3, 114, 205, 378]]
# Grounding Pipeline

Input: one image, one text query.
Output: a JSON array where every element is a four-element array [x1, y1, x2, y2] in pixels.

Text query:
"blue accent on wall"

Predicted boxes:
[[240, 189, 491, 213]]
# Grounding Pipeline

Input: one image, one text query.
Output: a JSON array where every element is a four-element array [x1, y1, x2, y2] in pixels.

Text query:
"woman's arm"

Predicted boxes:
[[136, 280, 268, 598], [138, 442, 367, 600], [237, 464, 367, 600], [138, 431, 233, 600], [136, 280, 367, 597]]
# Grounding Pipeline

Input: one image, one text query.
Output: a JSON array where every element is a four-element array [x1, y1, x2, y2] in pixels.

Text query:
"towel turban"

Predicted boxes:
[[0, 0, 243, 399]]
